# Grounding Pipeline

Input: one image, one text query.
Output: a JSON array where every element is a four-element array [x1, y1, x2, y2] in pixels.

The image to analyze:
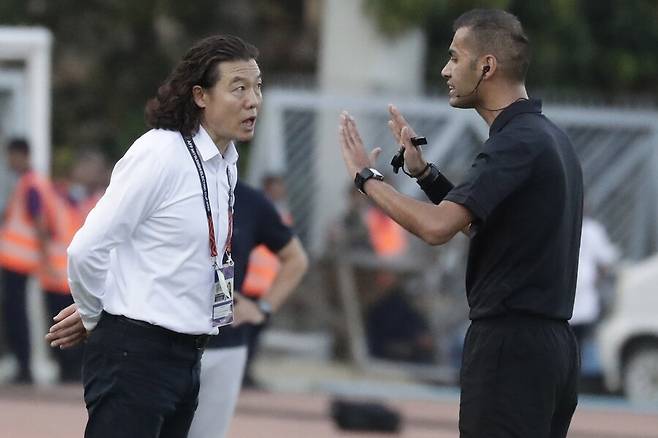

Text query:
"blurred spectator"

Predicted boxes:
[[44, 152, 110, 382], [241, 174, 295, 387], [67, 150, 109, 220], [365, 271, 434, 363], [332, 186, 408, 258], [0, 138, 76, 383], [365, 205, 408, 258], [570, 216, 619, 347], [188, 179, 307, 438]]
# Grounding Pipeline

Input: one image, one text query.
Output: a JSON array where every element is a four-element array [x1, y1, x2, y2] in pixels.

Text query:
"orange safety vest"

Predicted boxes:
[[0, 171, 78, 293], [365, 207, 408, 257], [76, 190, 104, 226], [241, 210, 293, 299]]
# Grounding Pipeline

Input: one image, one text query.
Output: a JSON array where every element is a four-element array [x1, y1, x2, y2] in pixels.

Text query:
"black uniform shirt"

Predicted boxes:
[[207, 180, 293, 348], [444, 99, 583, 320]]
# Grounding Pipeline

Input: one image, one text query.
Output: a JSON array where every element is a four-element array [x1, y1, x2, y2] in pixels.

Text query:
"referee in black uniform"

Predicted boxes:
[[338, 9, 582, 438]]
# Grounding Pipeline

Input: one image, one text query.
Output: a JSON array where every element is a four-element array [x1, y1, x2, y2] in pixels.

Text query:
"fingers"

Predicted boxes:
[[47, 322, 84, 340], [345, 116, 364, 149], [388, 120, 401, 144], [55, 334, 86, 349], [388, 104, 416, 141], [339, 111, 361, 150], [49, 314, 81, 333], [369, 147, 382, 164], [53, 303, 77, 322]]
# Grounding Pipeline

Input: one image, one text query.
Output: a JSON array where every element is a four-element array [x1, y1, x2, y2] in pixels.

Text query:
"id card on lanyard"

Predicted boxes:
[[182, 134, 235, 327]]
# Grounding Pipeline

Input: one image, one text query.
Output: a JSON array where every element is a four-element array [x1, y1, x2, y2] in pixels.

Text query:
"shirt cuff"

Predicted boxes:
[[79, 309, 102, 332], [444, 192, 487, 223]]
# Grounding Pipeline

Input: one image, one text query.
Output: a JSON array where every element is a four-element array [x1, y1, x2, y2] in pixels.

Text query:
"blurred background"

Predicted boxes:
[[1, 1, 658, 437]]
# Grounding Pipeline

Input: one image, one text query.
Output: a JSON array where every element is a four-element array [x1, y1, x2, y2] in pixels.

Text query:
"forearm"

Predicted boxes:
[[362, 179, 469, 245], [67, 233, 107, 331], [266, 238, 308, 311]]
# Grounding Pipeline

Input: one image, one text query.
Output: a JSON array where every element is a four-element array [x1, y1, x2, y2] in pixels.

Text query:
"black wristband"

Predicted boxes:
[[403, 162, 430, 178], [416, 163, 454, 204]]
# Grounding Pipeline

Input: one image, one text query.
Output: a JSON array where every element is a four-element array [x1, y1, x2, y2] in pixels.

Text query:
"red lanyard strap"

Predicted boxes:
[[182, 134, 233, 260]]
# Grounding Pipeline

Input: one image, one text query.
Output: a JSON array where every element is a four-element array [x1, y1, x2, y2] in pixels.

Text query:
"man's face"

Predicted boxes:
[[195, 59, 262, 148], [441, 27, 482, 109], [7, 150, 28, 173]]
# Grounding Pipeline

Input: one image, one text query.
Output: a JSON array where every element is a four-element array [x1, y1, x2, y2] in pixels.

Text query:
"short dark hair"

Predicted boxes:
[[453, 9, 530, 82], [7, 138, 30, 155], [145, 35, 259, 136]]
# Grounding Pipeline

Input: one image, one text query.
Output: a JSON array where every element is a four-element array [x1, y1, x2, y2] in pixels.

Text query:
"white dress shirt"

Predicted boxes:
[[570, 217, 618, 325], [68, 126, 238, 334]]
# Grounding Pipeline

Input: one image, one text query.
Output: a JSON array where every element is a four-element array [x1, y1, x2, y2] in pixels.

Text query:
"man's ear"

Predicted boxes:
[[482, 55, 497, 78], [192, 85, 206, 109]]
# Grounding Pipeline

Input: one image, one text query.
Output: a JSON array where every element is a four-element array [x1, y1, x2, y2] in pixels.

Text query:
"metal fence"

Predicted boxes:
[[249, 88, 658, 261], [248, 89, 658, 379]]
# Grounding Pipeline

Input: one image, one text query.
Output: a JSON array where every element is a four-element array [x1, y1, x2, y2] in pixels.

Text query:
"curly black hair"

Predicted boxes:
[[145, 35, 259, 136]]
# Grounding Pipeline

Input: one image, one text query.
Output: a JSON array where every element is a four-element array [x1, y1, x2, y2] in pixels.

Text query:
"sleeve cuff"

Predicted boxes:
[[79, 311, 102, 332], [444, 192, 487, 224]]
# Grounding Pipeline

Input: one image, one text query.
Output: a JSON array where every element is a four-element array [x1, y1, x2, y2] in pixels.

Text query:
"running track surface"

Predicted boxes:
[[2, 385, 658, 437]]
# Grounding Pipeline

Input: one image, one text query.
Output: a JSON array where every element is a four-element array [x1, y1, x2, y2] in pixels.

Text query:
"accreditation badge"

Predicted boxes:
[[212, 260, 234, 327]]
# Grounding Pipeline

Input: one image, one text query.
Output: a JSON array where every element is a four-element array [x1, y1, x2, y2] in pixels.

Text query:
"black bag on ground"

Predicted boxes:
[[330, 398, 402, 432]]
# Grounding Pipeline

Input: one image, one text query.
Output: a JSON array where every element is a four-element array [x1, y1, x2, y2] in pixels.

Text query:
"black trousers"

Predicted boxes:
[[82, 312, 208, 438], [459, 315, 579, 438], [0, 268, 31, 380]]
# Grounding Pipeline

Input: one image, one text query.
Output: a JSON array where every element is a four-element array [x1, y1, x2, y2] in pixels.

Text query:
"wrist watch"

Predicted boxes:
[[354, 168, 384, 195], [257, 299, 273, 322]]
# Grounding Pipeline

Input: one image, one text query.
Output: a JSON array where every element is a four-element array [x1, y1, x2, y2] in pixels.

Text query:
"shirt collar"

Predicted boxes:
[[192, 125, 239, 165], [489, 98, 542, 136]]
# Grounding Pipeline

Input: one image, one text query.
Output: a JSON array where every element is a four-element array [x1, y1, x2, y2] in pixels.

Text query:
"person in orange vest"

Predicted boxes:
[[240, 173, 296, 387], [0, 138, 76, 383], [44, 152, 109, 382], [66, 150, 108, 222], [365, 205, 408, 258]]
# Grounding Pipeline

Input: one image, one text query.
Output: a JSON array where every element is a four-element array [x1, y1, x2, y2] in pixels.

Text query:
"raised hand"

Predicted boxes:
[[338, 111, 382, 177], [388, 105, 428, 176]]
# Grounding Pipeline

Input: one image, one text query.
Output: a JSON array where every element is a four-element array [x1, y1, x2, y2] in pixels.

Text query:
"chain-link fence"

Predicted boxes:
[[250, 89, 658, 379]]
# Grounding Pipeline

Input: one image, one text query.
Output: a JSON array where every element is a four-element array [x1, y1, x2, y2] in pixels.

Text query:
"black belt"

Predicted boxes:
[[472, 312, 567, 326], [99, 311, 209, 350]]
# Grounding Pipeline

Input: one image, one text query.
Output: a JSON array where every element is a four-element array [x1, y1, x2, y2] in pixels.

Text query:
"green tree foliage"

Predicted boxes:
[[1, 0, 314, 162], [364, 0, 658, 99]]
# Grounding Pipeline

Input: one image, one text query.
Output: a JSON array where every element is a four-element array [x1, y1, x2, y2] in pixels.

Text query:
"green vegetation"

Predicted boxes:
[[364, 0, 658, 99], [1, 0, 656, 161]]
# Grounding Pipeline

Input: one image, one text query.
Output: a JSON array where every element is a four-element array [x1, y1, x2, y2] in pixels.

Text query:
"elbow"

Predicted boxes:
[[66, 234, 89, 265], [419, 222, 454, 246]]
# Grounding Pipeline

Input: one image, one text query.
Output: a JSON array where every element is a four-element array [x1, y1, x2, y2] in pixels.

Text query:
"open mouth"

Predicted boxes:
[[241, 116, 257, 130]]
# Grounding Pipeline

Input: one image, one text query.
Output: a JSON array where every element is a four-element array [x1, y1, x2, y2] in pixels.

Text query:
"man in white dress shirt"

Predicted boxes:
[[51, 35, 262, 438]]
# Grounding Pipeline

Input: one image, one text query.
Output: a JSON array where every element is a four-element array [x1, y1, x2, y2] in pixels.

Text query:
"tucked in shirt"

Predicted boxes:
[[445, 99, 583, 320], [67, 126, 238, 334]]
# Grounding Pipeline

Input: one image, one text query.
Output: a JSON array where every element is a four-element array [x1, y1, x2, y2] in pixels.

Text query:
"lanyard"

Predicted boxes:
[[182, 134, 233, 263]]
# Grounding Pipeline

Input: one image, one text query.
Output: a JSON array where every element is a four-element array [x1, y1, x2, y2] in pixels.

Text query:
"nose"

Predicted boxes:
[[245, 88, 261, 109], [441, 62, 450, 79]]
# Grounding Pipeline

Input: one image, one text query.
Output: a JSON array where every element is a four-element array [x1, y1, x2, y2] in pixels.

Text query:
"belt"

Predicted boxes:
[[99, 311, 209, 350]]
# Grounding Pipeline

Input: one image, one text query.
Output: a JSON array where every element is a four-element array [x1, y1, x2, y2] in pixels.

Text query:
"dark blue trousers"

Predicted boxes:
[[82, 312, 207, 438], [1, 268, 31, 381]]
